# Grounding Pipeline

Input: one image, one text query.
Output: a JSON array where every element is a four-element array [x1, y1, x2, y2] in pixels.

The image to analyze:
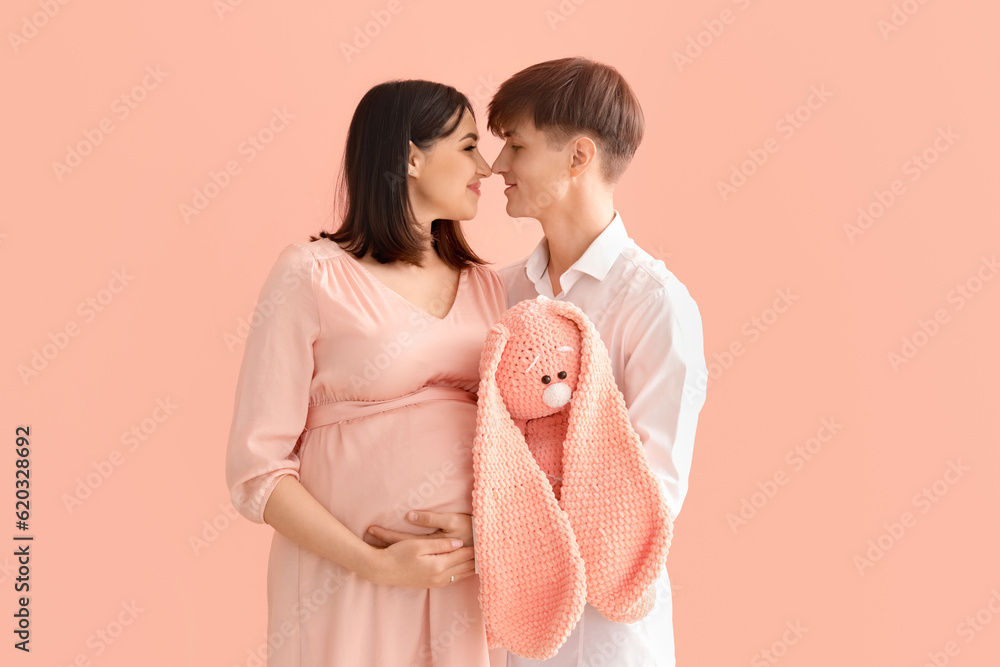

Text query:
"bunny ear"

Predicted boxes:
[[555, 303, 673, 624], [472, 318, 587, 660]]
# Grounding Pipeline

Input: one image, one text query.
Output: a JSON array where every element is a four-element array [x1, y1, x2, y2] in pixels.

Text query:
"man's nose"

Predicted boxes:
[[491, 153, 506, 175]]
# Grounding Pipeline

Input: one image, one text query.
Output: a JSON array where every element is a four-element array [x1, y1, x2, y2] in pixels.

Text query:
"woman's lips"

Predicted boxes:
[[468, 183, 481, 195]]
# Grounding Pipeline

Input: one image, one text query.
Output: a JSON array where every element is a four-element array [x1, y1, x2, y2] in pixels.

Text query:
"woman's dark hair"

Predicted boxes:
[[311, 80, 487, 269]]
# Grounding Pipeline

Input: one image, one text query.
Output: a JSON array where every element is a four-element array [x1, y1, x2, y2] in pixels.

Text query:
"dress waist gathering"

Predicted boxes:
[[303, 385, 478, 431]]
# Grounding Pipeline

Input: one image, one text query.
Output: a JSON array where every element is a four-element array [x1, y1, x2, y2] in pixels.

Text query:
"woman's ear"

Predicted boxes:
[[408, 140, 424, 178]]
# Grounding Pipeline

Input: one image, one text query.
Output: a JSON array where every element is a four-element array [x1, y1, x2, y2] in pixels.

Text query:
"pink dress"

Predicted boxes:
[[225, 238, 507, 666]]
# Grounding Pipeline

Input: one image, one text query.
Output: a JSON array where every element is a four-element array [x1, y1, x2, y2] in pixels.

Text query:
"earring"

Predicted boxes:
[[409, 169, 415, 176]]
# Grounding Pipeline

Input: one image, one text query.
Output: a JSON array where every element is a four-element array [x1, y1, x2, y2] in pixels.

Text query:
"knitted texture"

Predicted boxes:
[[472, 295, 672, 660]]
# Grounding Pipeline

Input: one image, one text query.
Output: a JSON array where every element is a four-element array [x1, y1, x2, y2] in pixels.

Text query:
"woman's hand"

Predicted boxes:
[[366, 511, 474, 548], [360, 537, 475, 588]]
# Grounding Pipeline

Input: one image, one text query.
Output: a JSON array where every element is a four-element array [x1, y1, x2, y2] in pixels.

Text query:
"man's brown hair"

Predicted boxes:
[[487, 57, 644, 183]]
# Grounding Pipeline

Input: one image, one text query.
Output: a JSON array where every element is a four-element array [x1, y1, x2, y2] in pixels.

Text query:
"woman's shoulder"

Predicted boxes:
[[272, 237, 349, 269], [464, 261, 508, 310], [465, 261, 503, 284], [257, 239, 350, 296], [299, 236, 349, 261]]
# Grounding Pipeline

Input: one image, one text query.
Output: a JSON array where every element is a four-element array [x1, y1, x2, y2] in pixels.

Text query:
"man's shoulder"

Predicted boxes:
[[616, 241, 695, 303], [497, 256, 528, 277], [496, 256, 531, 290]]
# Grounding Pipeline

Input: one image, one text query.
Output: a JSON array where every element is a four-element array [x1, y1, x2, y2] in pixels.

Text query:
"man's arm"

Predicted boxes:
[[621, 284, 708, 522]]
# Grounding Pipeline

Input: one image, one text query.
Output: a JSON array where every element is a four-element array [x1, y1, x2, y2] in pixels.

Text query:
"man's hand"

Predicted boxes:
[[366, 511, 474, 548]]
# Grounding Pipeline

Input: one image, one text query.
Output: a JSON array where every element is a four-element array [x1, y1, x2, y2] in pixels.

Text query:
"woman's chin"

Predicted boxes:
[[444, 205, 478, 222]]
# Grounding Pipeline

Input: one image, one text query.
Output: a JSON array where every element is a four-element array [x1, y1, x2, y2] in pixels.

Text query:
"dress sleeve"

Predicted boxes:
[[482, 265, 510, 317], [621, 283, 708, 522], [225, 243, 320, 524]]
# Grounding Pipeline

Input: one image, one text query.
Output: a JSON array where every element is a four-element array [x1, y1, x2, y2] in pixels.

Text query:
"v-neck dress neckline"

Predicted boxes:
[[338, 246, 464, 321]]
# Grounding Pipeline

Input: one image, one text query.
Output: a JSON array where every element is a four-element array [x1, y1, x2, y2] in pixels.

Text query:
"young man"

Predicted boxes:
[[487, 57, 709, 667]]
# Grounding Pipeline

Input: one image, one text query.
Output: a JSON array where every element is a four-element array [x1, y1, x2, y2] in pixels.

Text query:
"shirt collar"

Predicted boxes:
[[525, 210, 629, 285]]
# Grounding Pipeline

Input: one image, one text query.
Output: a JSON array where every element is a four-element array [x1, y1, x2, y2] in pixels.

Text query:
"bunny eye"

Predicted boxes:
[[541, 375, 551, 384], [558, 371, 567, 379]]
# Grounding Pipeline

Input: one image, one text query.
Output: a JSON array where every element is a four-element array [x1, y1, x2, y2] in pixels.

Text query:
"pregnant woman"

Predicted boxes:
[[225, 80, 502, 666]]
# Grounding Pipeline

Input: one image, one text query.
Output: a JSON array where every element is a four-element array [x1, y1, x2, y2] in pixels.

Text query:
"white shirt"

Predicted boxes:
[[496, 211, 708, 667]]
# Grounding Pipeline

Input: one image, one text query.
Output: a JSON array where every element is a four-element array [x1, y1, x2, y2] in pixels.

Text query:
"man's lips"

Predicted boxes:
[[504, 183, 516, 194]]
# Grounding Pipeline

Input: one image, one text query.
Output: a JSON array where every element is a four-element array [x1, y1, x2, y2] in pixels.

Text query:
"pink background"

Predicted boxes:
[[3, 0, 999, 665]]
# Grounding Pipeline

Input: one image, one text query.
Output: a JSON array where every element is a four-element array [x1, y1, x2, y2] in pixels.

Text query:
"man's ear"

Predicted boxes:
[[569, 136, 598, 178]]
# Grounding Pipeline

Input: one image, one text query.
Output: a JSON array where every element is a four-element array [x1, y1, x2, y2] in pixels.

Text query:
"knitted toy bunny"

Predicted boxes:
[[471, 295, 673, 660]]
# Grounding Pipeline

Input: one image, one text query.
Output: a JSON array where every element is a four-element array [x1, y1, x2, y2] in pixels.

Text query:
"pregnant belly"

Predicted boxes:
[[297, 400, 477, 536]]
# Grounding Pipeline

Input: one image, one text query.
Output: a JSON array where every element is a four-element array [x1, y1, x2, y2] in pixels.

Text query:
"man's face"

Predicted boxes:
[[490, 118, 573, 220]]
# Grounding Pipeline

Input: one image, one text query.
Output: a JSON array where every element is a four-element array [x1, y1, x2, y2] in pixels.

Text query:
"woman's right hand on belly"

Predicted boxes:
[[361, 537, 476, 589]]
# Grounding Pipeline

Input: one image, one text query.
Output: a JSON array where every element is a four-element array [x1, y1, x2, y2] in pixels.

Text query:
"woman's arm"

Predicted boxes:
[[264, 476, 477, 588], [228, 245, 475, 588]]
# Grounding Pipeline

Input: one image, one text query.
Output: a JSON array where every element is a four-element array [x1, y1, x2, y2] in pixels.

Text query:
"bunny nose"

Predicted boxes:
[[542, 383, 572, 408]]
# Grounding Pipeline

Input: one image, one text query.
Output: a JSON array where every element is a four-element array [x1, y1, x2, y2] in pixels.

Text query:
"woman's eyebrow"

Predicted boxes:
[[459, 132, 478, 141]]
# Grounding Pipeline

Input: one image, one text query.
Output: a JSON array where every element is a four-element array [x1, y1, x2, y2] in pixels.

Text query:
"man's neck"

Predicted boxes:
[[538, 197, 616, 294]]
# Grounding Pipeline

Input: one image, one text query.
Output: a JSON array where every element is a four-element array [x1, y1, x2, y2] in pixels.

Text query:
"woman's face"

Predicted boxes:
[[408, 108, 492, 224]]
